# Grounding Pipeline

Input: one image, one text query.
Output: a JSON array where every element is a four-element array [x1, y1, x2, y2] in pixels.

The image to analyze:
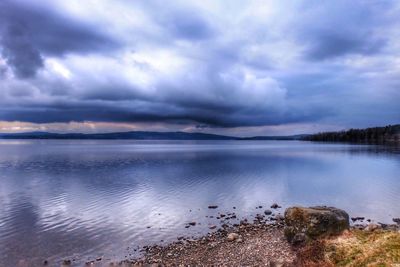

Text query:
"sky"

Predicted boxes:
[[0, 0, 399, 137]]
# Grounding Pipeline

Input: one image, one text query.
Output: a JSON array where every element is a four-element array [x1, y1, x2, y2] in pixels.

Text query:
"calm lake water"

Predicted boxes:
[[0, 140, 399, 266]]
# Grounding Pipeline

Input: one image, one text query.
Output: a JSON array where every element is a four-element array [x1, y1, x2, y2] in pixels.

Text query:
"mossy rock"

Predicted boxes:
[[284, 206, 349, 244]]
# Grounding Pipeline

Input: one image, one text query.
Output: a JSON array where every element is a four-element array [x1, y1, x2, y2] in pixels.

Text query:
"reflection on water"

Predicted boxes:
[[0, 140, 399, 266]]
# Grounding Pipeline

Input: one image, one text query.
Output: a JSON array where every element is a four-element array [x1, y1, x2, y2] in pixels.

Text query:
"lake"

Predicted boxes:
[[0, 140, 399, 266]]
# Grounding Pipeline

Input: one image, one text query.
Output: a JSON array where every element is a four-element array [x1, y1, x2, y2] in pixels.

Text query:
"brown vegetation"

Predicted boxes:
[[297, 229, 400, 266]]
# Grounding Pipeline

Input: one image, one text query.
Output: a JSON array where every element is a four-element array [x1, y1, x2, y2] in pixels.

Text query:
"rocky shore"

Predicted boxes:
[[114, 205, 400, 267], [51, 205, 400, 266]]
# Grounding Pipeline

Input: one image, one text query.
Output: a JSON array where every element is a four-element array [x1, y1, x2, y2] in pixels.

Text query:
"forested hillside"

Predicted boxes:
[[303, 124, 400, 143]]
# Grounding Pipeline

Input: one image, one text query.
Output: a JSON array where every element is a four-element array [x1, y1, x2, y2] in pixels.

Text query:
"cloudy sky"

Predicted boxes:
[[0, 0, 399, 136]]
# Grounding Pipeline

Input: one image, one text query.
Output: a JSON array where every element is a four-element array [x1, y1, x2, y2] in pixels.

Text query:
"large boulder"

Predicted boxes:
[[284, 206, 349, 245]]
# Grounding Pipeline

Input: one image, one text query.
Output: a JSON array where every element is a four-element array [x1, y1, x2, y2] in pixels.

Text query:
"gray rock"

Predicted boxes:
[[284, 206, 349, 244]]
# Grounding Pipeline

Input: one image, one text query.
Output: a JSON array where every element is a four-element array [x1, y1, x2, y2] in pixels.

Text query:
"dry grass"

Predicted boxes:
[[299, 229, 400, 267]]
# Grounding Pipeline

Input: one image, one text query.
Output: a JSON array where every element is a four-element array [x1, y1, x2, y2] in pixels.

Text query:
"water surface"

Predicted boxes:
[[0, 140, 399, 266]]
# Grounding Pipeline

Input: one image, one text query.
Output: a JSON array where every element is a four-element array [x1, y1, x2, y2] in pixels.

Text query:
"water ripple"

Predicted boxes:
[[0, 140, 399, 266]]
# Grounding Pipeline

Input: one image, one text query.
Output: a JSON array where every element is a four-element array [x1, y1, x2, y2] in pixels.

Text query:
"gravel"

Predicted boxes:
[[127, 222, 296, 266]]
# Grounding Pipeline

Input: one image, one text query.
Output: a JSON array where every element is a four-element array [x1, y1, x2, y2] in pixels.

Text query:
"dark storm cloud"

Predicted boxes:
[[0, 24, 44, 78], [0, 0, 399, 132], [0, 99, 327, 128], [305, 31, 386, 60], [298, 1, 392, 60], [0, 0, 118, 78]]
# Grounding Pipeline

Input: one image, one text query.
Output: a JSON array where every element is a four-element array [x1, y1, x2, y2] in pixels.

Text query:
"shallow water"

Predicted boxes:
[[0, 140, 399, 266]]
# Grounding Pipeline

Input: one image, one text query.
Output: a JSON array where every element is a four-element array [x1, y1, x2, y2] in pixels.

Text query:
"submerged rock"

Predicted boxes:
[[271, 203, 281, 209], [284, 206, 349, 245], [264, 209, 272, 215], [351, 216, 365, 222]]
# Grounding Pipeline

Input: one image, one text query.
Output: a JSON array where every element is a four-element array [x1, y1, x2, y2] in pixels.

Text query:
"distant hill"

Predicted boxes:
[[241, 134, 308, 141], [0, 131, 236, 140], [0, 131, 305, 141], [303, 124, 400, 143]]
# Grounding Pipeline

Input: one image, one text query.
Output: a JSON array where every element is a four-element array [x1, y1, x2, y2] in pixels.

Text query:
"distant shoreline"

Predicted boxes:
[[0, 124, 398, 142], [0, 131, 305, 141]]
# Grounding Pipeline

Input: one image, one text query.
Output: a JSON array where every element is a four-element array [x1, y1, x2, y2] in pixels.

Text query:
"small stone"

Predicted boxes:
[[188, 222, 196, 226], [209, 225, 217, 230], [351, 217, 365, 222], [271, 203, 281, 209], [365, 223, 381, 231], [208, 205, 218, 209], [227, 233, 239, 241], [269, 260, 286, 267], [62, 259, 71, 265], [255, 214, 264, 220], [264, 210, 272, 215], [209, 242, 217, 248], [43, 260, 48, 265]]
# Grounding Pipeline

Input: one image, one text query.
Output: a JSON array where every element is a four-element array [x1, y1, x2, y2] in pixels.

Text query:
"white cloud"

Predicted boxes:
[[0, 0, 399, 134]]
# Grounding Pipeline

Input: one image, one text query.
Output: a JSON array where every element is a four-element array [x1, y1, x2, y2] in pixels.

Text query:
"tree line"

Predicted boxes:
[[303, 124, 400, 143]]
